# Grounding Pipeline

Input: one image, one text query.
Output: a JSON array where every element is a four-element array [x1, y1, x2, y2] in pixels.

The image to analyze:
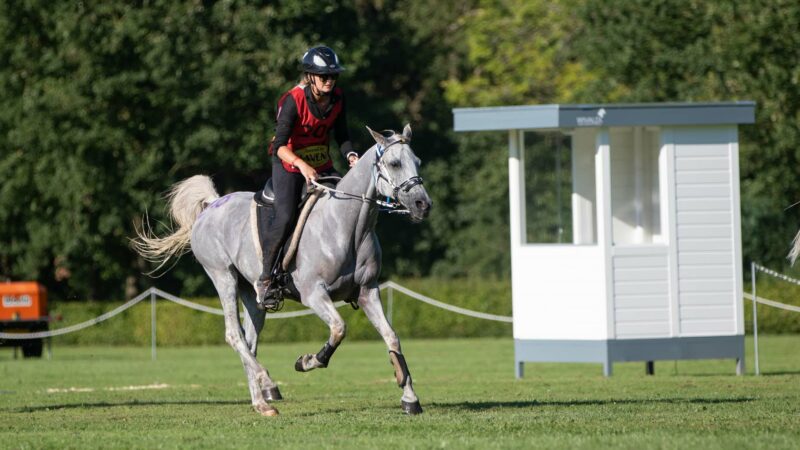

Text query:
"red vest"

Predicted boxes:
[[273, 85, 343, 173]]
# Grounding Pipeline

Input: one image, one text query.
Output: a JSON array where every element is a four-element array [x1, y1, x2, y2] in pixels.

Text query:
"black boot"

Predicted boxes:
[[255, 204, 281, 311]]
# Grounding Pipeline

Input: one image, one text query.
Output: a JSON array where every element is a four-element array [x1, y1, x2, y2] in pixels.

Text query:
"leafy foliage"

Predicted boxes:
[[575, 0, 800, 270], [2, 0, 799, 299], [0, 1, 467, 298]]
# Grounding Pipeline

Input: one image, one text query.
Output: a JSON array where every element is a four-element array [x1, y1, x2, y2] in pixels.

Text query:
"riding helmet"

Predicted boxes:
[[301, 46, 345, 74]]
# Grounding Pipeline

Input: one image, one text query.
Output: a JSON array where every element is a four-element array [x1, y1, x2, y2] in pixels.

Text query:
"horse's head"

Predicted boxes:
[[367, 124, 432, 222]]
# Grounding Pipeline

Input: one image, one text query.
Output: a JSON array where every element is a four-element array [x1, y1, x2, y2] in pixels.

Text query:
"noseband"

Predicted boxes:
[[375, 138, 424, 201]]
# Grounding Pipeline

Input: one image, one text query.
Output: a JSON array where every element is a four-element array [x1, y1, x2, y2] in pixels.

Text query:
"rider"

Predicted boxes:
[[255, 46, 359, 309]]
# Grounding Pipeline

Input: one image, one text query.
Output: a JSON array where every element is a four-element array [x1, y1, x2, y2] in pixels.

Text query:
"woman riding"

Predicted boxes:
[[255, 46, 359, 308]]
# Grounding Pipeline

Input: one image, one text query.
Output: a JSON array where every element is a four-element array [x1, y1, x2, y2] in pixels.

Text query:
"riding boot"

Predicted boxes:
[[255, 204, 281, 310]]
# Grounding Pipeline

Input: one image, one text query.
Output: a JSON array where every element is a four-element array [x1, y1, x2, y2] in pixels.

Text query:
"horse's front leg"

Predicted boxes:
[[358, 283, 422, 415], [295, 283, 346, 372]]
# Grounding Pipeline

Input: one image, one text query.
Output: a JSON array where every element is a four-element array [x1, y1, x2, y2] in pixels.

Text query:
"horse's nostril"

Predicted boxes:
[[416, 200, 430, 212]]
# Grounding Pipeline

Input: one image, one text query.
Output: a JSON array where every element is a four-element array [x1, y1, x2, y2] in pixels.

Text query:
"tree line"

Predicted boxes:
[[1, 0, 798, 300]]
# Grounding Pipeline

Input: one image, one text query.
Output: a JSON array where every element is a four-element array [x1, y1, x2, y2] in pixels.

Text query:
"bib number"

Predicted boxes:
[[296, 145, 330, 168]]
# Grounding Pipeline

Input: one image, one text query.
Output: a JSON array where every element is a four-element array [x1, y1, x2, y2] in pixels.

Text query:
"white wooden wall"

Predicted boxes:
[[668, 126, 743, 336]]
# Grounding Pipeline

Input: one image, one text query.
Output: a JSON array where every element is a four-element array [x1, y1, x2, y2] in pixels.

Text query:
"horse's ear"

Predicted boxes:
[[366, 126, 388, 147], [402, 123, 412, 141]]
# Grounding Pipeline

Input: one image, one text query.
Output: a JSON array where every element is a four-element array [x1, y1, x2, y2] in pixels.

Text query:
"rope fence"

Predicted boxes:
[[743, 292, 800, 314], [749, 262, 800, 375], [5, 262, 796, 368], [0, 290, 153, 340], [0, 282, 512, 342]]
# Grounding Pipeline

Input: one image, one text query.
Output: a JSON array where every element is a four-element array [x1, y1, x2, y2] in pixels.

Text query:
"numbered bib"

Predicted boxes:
[[296, 145, 330, 168]]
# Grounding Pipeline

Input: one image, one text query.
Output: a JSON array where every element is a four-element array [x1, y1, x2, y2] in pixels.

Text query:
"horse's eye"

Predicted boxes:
[[389, 160, 401, 168]]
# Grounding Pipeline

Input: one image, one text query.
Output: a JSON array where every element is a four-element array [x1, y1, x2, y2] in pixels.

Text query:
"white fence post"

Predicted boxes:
[[151, 289, 157, 361], [751, 262, 759, 375], [387, 285, 394, 326]]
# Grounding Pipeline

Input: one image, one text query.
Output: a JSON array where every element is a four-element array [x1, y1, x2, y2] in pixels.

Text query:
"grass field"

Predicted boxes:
[[2, 336, 799, 449]]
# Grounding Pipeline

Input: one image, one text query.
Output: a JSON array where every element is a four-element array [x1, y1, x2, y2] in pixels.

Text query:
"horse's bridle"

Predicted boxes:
[[374, 137, 424, 202], [310, 136, 424, 214]]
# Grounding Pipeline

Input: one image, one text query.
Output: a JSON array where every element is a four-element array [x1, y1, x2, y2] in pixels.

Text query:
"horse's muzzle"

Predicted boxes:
[[415, 199, 432, 217], [408, 194, 432, 222]]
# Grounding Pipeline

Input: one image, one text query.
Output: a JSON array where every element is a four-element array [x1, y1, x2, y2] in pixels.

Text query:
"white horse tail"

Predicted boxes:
[[790, 228, 800, 266], [132, 175, 220, 273]]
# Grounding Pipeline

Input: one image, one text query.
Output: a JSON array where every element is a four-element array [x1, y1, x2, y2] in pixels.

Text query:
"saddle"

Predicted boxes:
[[252, 177, 339, 308]]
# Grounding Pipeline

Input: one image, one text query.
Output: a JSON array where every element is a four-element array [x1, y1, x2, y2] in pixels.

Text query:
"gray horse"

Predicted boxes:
[[133, 125, 431, 417]]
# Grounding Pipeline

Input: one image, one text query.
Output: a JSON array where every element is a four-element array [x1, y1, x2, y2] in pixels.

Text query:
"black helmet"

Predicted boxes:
[[302, 46, 345, 74]]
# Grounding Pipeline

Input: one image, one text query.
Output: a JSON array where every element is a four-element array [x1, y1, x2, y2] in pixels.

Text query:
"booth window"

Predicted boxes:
[[609, 127, 662, 245], [523, 131, 584, 244]]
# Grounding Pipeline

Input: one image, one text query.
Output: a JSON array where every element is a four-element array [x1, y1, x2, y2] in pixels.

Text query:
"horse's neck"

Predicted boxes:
[[335, 146, 378, 197], [323, 146, 380, 239]]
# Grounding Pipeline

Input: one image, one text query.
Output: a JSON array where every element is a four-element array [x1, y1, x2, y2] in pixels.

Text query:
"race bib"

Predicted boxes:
[[296, 145, 330, 168]]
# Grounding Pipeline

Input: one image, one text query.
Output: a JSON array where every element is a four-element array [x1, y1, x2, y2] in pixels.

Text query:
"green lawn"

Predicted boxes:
[[1, 336, 799, 449]]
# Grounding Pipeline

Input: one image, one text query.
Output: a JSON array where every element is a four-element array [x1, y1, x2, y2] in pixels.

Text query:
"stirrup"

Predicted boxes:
[[255, 281, 284, 312], [258, 296, 283, 313]]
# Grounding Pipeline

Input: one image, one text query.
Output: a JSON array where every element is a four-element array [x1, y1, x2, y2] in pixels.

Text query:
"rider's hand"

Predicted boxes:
[[348, 154, 359, 167], [295, 160, 318, 185]]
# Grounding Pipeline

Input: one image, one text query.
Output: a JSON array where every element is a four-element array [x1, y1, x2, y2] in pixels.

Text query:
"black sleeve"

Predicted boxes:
[[273, 94, 298, 150], [333, 96, 353, 158]]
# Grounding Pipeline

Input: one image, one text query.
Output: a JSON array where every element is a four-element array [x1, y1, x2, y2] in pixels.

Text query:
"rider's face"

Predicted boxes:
[[312, 73, 337, 93]]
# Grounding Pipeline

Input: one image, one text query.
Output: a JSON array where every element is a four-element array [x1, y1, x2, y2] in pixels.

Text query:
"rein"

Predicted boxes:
[[309, 139, 423, 215]]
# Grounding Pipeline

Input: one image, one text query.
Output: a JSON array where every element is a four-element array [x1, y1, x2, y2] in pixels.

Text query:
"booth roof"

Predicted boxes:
[[453, 101, 755, 132]]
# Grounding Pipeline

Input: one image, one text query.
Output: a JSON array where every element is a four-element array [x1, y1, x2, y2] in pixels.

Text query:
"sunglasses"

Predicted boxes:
[[316, 73, 339, 82]]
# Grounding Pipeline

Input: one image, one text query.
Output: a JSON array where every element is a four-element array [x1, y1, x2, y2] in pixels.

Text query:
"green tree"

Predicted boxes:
[[575, 0, 800, 270], [432, 0, 594, 277], [0, 0, 476, 298]]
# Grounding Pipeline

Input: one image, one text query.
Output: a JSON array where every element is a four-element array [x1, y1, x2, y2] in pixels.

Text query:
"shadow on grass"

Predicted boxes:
[[431, 396, 757, 411], [10, 399, 250, 413], [10, 396, 759, 416], [760, 370, 800, 376]]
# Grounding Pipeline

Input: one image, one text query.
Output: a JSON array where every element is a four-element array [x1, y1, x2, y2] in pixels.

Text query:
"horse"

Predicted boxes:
[[133, 125, 431, 416], [790, 228, 800, 265]]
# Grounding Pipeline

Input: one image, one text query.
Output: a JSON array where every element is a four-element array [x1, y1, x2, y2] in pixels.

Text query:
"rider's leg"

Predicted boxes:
[[255, 158, 305, 307]]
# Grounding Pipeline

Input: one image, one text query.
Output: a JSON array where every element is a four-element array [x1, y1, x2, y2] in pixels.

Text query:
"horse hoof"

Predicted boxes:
[[265, 386, 283, 401], [294, 355, 306, 372], [402, 400, 423, 415], [294, 354, 320, 372], [255, 404, 279, 417]]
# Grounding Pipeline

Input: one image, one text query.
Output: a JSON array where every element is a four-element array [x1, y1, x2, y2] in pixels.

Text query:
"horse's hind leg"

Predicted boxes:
[[205, 266, 278, 416], [238, 279, 282, 401], [358, 283, 422, 415], [295, 285, 346, 372]]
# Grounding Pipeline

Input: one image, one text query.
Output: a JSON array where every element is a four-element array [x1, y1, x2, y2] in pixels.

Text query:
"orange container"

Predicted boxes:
[[0, 282, 48, 321]]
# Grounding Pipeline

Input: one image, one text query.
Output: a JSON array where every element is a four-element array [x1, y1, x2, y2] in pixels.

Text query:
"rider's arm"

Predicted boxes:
[[274, 95, 297, 152], [274, 95, 317, 181]]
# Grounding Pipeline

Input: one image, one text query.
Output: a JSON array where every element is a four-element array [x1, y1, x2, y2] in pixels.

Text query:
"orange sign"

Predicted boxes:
[[0, 282, 47, 321]]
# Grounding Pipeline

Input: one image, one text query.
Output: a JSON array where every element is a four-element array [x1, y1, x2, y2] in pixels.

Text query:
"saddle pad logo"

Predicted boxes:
[[296, 145, 330, 168]]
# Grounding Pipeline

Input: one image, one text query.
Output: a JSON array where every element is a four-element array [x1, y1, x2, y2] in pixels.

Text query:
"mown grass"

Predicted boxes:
[[1, 336, 799, 449]]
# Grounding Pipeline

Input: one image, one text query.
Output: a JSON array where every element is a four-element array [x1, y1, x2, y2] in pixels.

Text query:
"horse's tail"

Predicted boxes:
[[790, 228, 800, 266], [132, 175, 220, 273]]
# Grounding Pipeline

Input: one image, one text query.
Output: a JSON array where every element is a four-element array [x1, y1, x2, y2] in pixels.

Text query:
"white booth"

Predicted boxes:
[[453, 102, 755, 376]]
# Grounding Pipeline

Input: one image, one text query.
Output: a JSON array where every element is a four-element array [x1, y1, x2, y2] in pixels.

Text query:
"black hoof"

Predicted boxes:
[[265, 386, 283, 401], [402, 400, 423, 415], [294, 356, 306, 372]]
